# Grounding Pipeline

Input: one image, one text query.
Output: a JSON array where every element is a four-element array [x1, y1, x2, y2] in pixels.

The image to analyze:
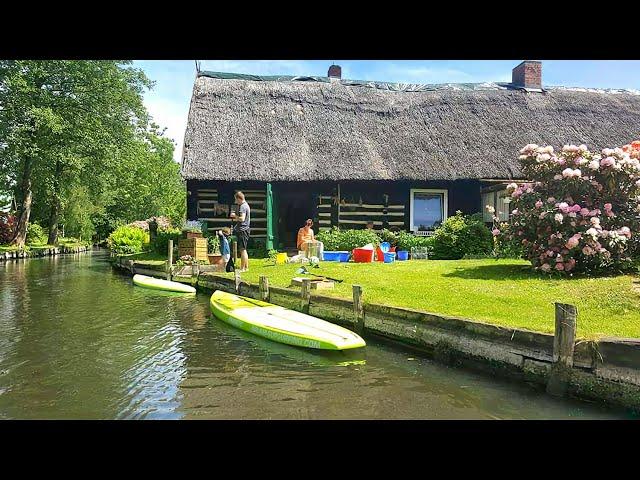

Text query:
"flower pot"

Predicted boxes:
[[397, 250, 409, 261], [208, 254, 224, 266]]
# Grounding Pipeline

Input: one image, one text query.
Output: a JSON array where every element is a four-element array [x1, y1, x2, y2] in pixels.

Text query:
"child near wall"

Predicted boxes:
[[218, 227, 232, 271]]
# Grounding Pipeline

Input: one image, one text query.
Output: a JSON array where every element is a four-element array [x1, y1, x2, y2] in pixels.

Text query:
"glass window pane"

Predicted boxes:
[[413, 192, 443, 230]]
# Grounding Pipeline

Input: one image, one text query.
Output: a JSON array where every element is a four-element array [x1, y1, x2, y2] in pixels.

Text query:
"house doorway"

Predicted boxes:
[[276, 186, 315, 250]]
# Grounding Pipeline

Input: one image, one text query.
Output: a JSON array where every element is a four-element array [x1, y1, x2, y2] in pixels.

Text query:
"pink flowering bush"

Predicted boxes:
[[492, 141, 640, 275]]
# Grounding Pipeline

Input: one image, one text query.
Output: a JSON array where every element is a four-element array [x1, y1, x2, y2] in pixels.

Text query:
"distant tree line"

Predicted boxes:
[[0, 60, 185, 247]]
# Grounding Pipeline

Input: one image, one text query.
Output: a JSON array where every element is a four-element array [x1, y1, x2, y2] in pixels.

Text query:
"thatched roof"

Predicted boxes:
[[181, 72, 640, 182]]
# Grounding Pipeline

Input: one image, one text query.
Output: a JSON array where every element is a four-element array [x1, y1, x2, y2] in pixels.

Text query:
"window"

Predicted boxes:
[[481, 189, 509, 222], [410, 189, 448, 232]]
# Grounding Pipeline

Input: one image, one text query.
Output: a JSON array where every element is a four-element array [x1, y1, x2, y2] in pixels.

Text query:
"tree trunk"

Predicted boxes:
[[11, 157, 33, 248], [47, 161, 63, 245]]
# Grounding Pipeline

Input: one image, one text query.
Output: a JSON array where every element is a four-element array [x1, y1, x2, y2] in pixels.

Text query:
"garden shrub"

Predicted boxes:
[[26, 222, 48, 245], [316, 227, 380, 251], [395, 230, 432, 252], [376, 228, 399, 247], [430, 211, 493, 260], [127, 220, 149, 231], [493, 141, 640, 274], [0, 214, 16, 244], [154, 227, 181, 255], [107, 224, 150, 254]]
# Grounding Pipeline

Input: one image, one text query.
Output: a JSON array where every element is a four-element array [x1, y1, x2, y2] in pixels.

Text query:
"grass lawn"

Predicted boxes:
[[119, 251, 167, 266], [214, 258, 640, 339]]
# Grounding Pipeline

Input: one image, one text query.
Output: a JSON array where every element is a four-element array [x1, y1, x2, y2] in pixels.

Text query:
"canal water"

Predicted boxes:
[[0, 251, 630, 419]]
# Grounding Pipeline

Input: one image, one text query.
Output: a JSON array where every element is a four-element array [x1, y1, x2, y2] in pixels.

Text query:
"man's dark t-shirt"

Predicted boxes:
[[235, 201, 250, 231]]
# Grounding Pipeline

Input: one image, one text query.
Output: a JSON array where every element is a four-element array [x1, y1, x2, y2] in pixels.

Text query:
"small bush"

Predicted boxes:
[[395, 231, 432, 252], [154, 226, 181, 255], [430, 211, 493, 260], [107, 225, 150, 255], [127, 220, 149, 231], [316, 227, 380, 251], [0, 214, 16, 244], [27, 222, 48, 245], [376, 228, 399, 246]]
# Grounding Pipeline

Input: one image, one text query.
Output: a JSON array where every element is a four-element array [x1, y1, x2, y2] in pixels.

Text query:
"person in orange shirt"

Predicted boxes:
[[297, 219, 323, 260]]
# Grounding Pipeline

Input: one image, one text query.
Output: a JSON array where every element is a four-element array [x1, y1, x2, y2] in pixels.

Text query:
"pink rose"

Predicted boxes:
[[580, 208, 590, 216], [492, 228, 500, 236], [535, 200, 543, 208], [555, 263, 565, 271], [540, 263, 551, 272]]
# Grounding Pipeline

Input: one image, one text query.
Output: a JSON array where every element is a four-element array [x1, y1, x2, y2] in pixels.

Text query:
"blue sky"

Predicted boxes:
[[133, 60, 640, 163]]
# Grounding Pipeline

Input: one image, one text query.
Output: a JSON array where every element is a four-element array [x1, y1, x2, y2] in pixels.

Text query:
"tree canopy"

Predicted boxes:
[[0, 60, 185, 246]]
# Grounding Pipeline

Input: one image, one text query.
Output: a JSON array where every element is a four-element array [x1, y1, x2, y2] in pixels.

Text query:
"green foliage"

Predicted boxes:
[[62, 185, 99, 241], [263, 249, 279, 266], [249, 238, 268, 258], [107, 225, 149, 255], [376, 228, 399, 246], [395, 231, 433, 252], [153, 227, 181, 255], [26, 222, 47, 245], [0, 60, 185, 247], [430, 211, 493, 260], [208, 236, 220, 254], [316, 227, 380, 252]]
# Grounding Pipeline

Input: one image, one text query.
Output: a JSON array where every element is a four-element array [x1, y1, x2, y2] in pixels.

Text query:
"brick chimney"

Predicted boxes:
[[512, 60, 542, 89], [328, 64, 342, 81]]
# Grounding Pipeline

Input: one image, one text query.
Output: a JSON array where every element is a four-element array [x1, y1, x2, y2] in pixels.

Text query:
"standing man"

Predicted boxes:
[[230, 191, 251, 272]]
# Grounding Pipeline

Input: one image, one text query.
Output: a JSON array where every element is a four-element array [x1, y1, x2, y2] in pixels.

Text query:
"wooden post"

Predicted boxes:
[[301, 278, 311, 314], [191, 263, 199, 286], [547, 302, 577, 397], [353, 285, 364, 334], [167, 239, 174, 280], [234, 269, 241, 293], [232, 238, 238, 267], [259, 275, 270, 302]]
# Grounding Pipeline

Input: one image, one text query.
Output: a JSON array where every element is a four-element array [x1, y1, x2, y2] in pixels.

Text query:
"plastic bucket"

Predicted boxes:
[[397, 250, 409, 261], [338, 252, 350, 262], [375, 247, 385, 262], [323, 251, 343, 262], [383, 252, 396, 263], [275, 253, 288, 264], [352, 248, 374, 263]]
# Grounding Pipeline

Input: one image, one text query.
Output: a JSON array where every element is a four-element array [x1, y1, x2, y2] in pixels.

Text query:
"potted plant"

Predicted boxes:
[[182, 220, 203, 239]]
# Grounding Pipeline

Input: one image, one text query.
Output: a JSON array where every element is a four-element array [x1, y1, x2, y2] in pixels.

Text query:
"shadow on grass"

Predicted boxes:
[[443, 262, 637, 282], [442, 263, 536, 281]]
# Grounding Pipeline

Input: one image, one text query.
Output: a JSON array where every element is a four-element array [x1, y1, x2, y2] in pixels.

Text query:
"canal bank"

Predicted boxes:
[[112, 255, 640, 414], [1, 245, 92, 261]]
